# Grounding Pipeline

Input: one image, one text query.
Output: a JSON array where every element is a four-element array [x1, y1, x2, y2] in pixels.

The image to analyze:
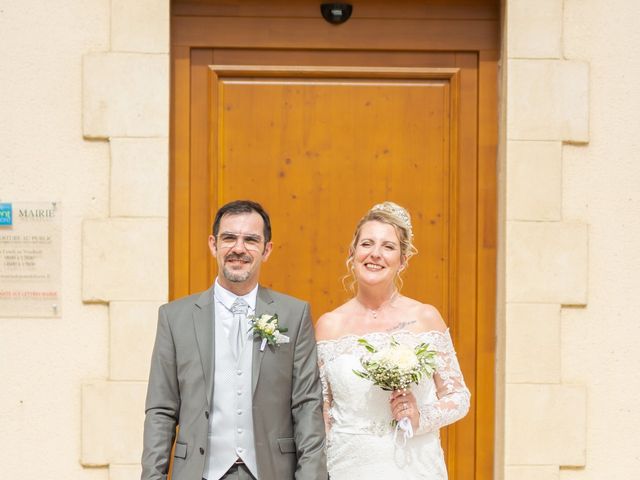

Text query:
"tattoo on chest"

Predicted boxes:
[[386, 320, 417, 332]]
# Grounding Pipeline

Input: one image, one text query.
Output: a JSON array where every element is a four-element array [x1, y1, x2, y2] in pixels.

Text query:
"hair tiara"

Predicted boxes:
[[370, 202, 413, 238]]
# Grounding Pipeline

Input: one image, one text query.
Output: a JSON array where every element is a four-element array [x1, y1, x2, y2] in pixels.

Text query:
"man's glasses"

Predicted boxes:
[[217, 232, 264, 252]]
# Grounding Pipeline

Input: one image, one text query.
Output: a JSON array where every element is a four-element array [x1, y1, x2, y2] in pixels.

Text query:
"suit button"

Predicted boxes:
[[199, 447, 205, 455], [205, 411, 209, 419]]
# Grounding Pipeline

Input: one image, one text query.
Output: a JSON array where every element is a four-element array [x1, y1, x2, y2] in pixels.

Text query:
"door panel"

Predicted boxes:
[[212, 66, 455, 318], [171, 2, 497, 478]]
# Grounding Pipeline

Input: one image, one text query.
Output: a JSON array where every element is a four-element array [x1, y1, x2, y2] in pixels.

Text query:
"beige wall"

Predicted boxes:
[[1, 0, 640, 479], [1, 1, 110, 479], [503, 0, 640, 478], [561, 0, 640, 475], [0, 1, 169, 479]]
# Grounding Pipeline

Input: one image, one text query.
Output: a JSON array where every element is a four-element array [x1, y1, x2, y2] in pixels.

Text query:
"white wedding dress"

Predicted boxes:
[[317, 330, 470, 480]]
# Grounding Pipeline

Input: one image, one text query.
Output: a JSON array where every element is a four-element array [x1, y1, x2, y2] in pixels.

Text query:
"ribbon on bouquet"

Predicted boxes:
[[393, 416, 414, 447]]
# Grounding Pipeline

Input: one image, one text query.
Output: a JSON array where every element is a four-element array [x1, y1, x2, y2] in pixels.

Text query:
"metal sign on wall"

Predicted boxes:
[[0, 202, 62, 317]]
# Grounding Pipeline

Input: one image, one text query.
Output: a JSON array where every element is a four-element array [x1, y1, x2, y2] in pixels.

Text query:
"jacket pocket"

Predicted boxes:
[[277, 437, 296, 454], [174, 441, 188, 459]]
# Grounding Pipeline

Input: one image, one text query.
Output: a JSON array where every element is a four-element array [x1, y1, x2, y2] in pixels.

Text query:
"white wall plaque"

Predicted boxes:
[[0, 202, 62, 317]]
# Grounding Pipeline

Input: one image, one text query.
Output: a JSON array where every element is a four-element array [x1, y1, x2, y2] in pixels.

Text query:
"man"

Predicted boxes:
[[142, 200, 327, 480]]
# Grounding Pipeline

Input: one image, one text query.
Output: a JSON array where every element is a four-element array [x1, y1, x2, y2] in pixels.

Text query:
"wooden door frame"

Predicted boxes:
[[170, 1, 498, 477]]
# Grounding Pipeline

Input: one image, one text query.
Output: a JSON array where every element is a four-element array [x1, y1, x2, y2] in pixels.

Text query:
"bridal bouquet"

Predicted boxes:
[[353, 337, 437, 444], [353, 337, 437, 390]]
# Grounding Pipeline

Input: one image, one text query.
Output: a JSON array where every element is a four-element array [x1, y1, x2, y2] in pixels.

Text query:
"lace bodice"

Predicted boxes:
[[317, 329, 470, 437]]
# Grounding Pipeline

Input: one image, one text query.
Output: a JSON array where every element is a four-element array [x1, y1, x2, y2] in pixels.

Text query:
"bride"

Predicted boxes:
[[315, 202, 470, 479]]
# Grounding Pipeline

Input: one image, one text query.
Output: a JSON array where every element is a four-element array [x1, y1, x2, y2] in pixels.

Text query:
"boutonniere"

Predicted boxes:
[[249, 313, 289, 351]]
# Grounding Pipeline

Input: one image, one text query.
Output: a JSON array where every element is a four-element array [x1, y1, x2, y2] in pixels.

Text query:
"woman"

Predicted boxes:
[[315, 202, 470, 479]]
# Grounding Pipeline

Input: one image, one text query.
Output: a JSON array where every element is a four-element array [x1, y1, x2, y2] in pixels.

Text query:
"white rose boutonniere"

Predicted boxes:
[[249, 313, 289, 351]]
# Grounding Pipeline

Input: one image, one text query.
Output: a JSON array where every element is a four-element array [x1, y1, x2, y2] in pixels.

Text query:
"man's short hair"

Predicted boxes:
[[212, 200, 272, 243]]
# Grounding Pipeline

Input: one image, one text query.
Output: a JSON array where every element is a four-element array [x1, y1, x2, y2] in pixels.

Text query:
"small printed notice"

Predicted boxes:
[[0, 202, 62, 317]]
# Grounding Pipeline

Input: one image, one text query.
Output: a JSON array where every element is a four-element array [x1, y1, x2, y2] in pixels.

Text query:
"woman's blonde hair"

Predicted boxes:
[[343, 202, 418, 293]]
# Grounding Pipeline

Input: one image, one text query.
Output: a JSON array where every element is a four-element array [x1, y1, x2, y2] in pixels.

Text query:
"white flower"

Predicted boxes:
[[273, 331, 290, 344], [249, 313, 289, 350], [373, 344, 419, 370], [256, 315, 276, 334]]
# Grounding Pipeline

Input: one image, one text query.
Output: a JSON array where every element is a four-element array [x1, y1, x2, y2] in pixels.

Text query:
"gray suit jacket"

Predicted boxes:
[[141, 285, 327, 480]]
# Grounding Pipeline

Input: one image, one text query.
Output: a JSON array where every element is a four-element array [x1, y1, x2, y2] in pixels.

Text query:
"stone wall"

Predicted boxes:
[[79, 1, 170, 478], [503, 1, 588, 477], [503, 0, 640, 478]]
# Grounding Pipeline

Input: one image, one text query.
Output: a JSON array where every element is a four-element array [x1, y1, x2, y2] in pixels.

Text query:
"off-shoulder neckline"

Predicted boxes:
[[316, 328, 450, 346]]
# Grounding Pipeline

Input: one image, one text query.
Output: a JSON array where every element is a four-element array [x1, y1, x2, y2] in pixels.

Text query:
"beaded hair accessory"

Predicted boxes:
[[370, 202, 413, 238]]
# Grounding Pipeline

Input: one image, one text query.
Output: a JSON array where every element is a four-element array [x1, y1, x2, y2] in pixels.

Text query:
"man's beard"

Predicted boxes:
[[222, 266, 251, 283], [222, 253, 252, 283]]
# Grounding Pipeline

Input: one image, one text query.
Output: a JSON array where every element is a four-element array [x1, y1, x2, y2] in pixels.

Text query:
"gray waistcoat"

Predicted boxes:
[[204, 324, 257, 479]]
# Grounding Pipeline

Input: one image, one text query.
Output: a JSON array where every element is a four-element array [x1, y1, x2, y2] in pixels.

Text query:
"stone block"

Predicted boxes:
[[110, 301, 162, 381], [81, 381, 147, 465], [110, 465, 142, 480], [506, 140, 562, 221], [560, 144, 590, 222], [506, 303, 560, 383], [505, 384, 586, 466], [83, 218, 168, 302], [112, 0, 169, 53], [508, 0, 562, 58], [109, 382, 147, 463], [507, 60, 589, 142], [110, 137, 169, 217], [506, 221, 588, 304], [83, 53, 169, 138], [505, 465, 559, 480], [81, 381, 110, 466]]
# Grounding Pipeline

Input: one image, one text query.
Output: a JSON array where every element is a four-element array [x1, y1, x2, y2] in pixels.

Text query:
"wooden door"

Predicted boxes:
[[171, 1, 498, 478]]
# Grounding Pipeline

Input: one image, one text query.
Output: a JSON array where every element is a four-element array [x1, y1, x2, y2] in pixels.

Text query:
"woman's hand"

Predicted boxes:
[[390, 389, 420, 431]]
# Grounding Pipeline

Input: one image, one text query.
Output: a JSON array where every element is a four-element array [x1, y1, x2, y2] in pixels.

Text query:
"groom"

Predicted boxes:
[[141, 200, 327, 480]]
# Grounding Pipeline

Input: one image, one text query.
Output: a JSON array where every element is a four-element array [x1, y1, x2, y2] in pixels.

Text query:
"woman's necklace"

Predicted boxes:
[[358, 291, 399, 319]]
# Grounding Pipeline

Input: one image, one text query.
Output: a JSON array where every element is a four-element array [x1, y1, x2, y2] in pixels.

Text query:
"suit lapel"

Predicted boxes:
[[252, 286, 276, 394], [193, 287, 215, 408]]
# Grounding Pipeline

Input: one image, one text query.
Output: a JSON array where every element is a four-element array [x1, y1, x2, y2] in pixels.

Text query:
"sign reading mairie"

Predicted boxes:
[[0, 201, 61, 317], [17, 206, 56, 219]]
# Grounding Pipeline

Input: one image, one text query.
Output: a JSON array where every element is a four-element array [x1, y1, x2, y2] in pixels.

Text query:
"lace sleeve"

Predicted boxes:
[[317, 343, 334, 435], [416, 330, 470, 434]]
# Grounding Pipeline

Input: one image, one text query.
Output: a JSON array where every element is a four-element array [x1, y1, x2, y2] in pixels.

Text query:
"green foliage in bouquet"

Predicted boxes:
[[353, 337, 437, 391]]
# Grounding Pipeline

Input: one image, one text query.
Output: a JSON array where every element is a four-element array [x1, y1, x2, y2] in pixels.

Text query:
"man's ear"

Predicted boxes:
[[208, 235, 217, 256], [262, 241, 273, 262]]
